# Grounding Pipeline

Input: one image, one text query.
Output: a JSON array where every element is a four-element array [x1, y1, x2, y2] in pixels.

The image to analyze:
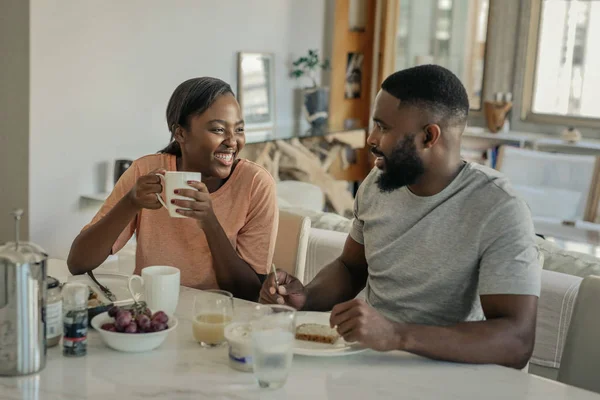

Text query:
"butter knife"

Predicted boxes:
[[87, 271, 117, 302]]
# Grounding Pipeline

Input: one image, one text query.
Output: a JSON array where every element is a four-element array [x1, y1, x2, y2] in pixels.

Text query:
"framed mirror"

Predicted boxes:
[[237, 52, 276, 130]]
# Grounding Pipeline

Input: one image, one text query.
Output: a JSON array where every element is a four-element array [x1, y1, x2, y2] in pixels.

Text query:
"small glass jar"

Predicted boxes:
[[62, 282, 89, 357], [46, 276, 62, 348]]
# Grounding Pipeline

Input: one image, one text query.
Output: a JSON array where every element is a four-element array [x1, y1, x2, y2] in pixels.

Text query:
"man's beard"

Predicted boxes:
[[374, 134, 425, 193]]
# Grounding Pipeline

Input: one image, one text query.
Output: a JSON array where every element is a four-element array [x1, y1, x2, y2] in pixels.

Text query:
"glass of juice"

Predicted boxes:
[[250, 304, 296, 389], [192, 290, 234, 347]]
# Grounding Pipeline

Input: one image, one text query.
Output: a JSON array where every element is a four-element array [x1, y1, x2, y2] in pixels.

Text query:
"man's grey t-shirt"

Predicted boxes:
[[351, 162, 541, 326]]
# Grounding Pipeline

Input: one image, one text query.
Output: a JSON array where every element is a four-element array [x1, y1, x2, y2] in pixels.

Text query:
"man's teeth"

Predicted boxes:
[[215, 153, 233, 161]]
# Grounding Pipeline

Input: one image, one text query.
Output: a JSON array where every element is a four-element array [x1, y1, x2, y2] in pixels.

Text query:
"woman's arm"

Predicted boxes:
[[68, 195, 139, 275], [68, 167, 164, 275], [174, 172, 278, 301], [201, 214, 262, 301]]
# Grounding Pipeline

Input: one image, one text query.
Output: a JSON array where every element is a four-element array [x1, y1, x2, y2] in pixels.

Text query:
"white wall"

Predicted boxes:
[[1, 0, 29, 243], [30, 0, 328, 258]]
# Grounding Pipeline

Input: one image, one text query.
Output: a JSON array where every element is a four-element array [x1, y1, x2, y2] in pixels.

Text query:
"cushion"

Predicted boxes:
[[536, 237, 600, 278], [279, 206, 352, 233]]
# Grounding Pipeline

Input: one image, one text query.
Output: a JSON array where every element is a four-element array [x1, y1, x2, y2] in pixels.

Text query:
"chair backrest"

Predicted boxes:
[[276, 180, 325, 212], [557, 275, 600, 393], [496, 146, 600, 221], [273, 210, 311, 283]]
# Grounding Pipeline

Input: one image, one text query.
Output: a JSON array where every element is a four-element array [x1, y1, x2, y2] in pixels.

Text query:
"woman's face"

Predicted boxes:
[[175, 93, 246, 179]]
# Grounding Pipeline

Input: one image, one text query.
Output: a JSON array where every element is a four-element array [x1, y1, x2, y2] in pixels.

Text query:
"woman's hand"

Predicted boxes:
[[171, 180, 216, 228], [126, 169, 166, 210]]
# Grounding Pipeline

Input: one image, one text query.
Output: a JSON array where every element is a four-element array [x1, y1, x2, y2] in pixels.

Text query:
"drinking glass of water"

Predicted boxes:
[[192, 290, 233, 347], [250, 304, 296, 389]]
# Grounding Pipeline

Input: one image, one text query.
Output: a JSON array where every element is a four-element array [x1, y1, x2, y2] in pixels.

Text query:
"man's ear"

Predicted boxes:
[[423, 124, 441, 148]]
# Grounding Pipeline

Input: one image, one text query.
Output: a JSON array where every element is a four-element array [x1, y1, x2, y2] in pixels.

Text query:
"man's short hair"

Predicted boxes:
[[381, 64, 469, 125]]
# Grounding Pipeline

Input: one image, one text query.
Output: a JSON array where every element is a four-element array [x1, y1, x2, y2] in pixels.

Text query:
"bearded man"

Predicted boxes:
[[260, 65, 541, 370]]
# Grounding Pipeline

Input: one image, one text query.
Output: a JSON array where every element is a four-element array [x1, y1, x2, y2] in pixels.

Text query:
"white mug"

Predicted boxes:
[[155, 171, 202, 218], [127, 266, 181, 316]]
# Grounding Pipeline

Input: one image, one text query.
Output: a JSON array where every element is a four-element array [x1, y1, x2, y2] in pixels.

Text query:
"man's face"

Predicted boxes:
[[372, 133, 425, 192], [367, 90, 426, 192]]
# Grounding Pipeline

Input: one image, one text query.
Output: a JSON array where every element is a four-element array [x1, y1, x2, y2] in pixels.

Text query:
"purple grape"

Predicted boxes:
[[136, 314, 151, 332], [151, 311, 168, 324], [101, 323, 117, 332], [143, 307, 152, 318], [115, 310, 132, 331], [108, 306, 120, 318], [124, 322, 138, 334], [151, 321, 167, 332]]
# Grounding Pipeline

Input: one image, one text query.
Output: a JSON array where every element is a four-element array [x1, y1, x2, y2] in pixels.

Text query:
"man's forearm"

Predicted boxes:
[[304, 259, 366, 311], [395, 318, 534, 369], [202, 215, 261, 301]]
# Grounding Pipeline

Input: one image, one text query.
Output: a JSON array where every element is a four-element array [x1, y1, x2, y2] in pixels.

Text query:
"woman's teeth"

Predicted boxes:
[[215, 153, 233, 162]]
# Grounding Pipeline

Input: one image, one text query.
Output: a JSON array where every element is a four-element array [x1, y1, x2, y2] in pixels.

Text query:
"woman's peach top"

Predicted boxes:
[[84, 154, 278, 288]]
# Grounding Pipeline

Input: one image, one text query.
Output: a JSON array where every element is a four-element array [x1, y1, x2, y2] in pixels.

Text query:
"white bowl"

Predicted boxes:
[[90, 311, 178, 352]]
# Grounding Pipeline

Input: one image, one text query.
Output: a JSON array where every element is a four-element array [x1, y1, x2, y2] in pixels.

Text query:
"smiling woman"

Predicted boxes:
[[67, 77, 279, 301]]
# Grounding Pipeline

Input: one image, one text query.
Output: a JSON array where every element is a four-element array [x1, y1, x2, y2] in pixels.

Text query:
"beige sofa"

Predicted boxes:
[[293, 210, 600, 380]]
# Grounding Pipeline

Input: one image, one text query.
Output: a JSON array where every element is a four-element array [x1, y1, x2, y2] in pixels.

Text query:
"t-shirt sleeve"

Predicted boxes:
[[82, 161, 140, 255], [478, 197, 541, 296], [349, 186, 365, 245], [235, 170, 279, 275]]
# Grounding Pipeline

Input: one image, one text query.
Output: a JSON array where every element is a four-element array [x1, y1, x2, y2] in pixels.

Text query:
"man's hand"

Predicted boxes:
[[259, 270, 307, 310], [330, 299, 402, 351]]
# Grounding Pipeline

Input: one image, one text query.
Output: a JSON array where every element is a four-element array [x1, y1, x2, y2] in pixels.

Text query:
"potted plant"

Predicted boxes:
[[291, 49, 331, 128]]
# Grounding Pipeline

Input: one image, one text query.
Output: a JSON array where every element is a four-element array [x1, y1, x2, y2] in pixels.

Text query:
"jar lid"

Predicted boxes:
[[62, 282, 89, 308], [0, 241, 47, 265], [47, 276, 60, 289]]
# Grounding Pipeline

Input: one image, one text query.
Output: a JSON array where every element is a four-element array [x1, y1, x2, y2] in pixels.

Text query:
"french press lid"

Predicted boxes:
[[0, 209, 47, 266]]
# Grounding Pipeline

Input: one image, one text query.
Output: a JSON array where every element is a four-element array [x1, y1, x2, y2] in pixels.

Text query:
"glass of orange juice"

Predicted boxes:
[[192, 290, 234, 347]]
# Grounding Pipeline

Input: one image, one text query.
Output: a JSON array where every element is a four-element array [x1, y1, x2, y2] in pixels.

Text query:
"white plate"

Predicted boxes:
[[293, 312, 367, 357], [68, 273, 141, 306]]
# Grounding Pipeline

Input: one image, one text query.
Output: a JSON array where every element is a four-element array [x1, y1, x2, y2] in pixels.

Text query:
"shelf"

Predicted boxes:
[[463, 128, 600, 153], [245, 124, 367, 145]]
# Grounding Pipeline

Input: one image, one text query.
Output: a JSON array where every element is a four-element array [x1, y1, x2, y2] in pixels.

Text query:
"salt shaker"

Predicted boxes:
[[62, 283, 89, 357]]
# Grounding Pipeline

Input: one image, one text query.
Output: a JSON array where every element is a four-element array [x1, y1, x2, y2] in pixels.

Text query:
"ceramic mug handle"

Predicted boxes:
[[154, 173, 168, 209], [127, 275, 144, 301]]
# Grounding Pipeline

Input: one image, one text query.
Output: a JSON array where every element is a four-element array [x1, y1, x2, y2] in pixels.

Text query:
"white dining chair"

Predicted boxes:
[[272, 210, 311, 283], [276, 180, 325, 212], [557, 275, 600, 394]]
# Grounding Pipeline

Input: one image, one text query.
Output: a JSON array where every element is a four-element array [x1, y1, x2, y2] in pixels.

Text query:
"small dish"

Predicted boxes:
[[69, 273, 142, 305], [224, 322, 253, 372], [90, 312, 178, 352]]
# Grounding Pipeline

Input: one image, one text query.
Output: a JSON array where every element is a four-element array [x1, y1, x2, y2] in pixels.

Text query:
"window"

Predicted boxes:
[[394, 0, 490, 110], [524, 0, 600, 125]]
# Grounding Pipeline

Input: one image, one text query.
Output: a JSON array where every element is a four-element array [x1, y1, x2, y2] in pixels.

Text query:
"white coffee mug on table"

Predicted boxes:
[[155, 171, 202, 218], [128, 266, 181, 316]]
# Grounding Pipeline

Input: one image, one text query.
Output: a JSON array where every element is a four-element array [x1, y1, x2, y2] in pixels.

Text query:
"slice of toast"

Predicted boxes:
[[295, 323, 340, 344]]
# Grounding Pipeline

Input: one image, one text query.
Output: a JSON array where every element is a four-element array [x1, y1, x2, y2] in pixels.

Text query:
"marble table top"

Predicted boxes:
[[2, 286, 600, 400]]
